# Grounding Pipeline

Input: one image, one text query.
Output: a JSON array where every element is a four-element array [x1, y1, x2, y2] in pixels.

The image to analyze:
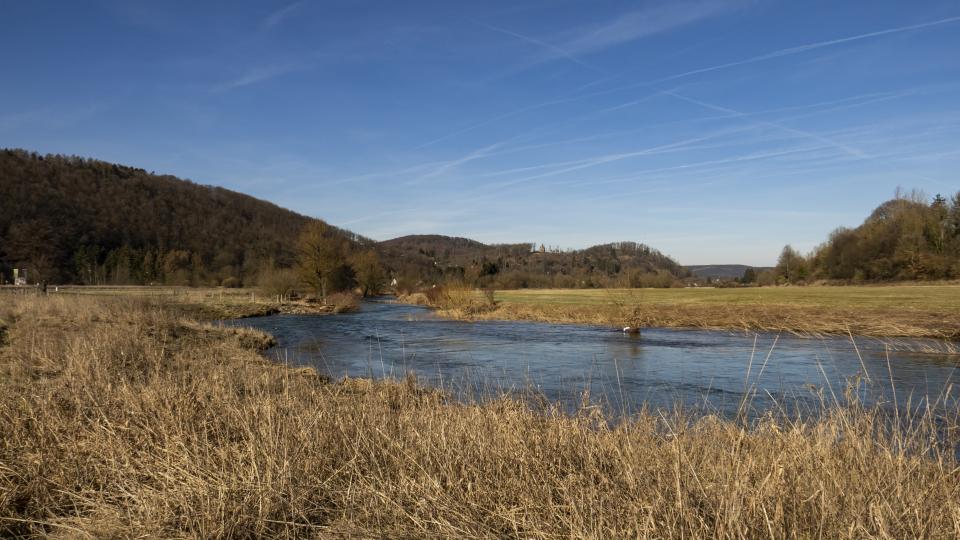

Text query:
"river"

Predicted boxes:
[[230, 299, 959, 418]]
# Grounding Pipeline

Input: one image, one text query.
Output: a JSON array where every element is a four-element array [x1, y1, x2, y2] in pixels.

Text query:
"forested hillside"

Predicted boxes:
[[771, 190, 960, 283], [0, 149, 367, 285], [1, 149, 686, 289], [380, 235, 686, 289], [686, 265, 770, 280]]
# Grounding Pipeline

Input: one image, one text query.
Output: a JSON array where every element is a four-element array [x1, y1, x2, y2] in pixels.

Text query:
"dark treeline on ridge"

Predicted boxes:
[[770, 189, 960, 284], [0, 149, 369, 286], [0, 149, 687, 290], [381, 235, 685, 289]]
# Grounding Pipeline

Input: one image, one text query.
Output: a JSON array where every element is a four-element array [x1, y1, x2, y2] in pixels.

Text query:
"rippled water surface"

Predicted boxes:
[[231, 300, 959, 417]]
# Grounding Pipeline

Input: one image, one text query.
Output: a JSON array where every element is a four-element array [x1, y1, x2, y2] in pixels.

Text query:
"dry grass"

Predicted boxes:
[[2, 296, 960, 538], [424, 284, 498, 317], [426, 286, 960, 340], [10, 285, 357, 320]]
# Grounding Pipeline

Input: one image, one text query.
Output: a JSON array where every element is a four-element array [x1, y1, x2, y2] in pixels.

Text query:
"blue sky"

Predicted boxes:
[[2, 0, 959, 266]]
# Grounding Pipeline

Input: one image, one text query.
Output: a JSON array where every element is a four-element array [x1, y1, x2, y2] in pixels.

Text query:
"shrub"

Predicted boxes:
[[326, 291, 360, 313], [425, 284, 496, 314], [258, 267, 299, 300]]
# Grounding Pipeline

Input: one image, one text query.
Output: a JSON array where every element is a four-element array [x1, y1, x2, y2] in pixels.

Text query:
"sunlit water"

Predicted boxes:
[[228, 299, 959, 418]]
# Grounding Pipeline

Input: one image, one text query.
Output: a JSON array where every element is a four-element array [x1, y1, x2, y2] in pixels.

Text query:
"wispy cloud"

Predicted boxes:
[[473, 20, 600, 72], [414, 94, 581, 149], [662, 90, 869, 158], [561, 0, 739, 58], [422, 11, 960, 150], [657, 90, 954, 189], [480, 1, 742, 77], [211, 60, 310, 93], [261, 1, 305, 32], [410, 141, 506, 184], [647, 14, 960, 85], [485, 125, 761, 189], [563, 144, 837, 189]]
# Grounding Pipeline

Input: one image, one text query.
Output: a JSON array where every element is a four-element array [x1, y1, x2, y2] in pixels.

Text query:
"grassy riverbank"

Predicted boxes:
[[1, 285, 358, 319], [2, 295, 959, 537], [425, 285, 960, 340]]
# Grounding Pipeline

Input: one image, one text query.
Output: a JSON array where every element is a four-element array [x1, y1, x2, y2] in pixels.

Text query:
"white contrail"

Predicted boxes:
[[412, 95, 581, 149], [489, 125, 762, 188], [344, 84, 942, 190], [662, 90, 869, 158], [414, 15, 960, 148], [409, 141, 505, 184], [467, 91, 892, 186], [649, 15, 960, 85], [261, 1, 305, 31], [561, 144, 835, 188], [662, 90, 952, 188], [474, 20, 601, 72]]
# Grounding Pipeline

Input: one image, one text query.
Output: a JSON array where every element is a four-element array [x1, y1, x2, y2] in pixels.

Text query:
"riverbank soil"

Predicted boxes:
[[2, 295, 959, 537]]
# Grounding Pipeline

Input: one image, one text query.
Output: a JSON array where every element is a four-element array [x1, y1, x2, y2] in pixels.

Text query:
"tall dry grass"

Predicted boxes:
[[440, 299, 960, 342], [423, 283, 498, 317], [1, 295, 959, 538]]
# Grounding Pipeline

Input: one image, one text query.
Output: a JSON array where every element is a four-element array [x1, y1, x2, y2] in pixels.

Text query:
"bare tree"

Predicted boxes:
[[351, 249, 385, 297], [296, 222, 349, 303]]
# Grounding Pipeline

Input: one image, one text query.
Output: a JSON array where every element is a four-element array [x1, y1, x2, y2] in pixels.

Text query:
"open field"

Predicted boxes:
[[2, 295, 959, 537], [426, 285, 960, 340], [496, 284, 960, 311]]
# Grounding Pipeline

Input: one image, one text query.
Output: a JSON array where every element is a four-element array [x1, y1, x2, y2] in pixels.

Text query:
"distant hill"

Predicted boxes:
[[0, 149, 367, 285], [686, 265, 769, 280], [379, 235, 685, 288], [1, 148, 686, 289]]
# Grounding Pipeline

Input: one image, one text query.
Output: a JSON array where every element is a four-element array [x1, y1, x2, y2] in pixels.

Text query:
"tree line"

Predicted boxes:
[[763, 190, 960, 284], [0, 149, 370, 286], [0, 148, 694, 292], [378, 236, 687, 290]]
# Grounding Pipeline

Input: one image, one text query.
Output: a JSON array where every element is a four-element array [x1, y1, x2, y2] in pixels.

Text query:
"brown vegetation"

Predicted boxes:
[[452, 301, 960, 340], [3, 295, 958, 537], [416, 287, 960, 341], [424, 283, 499, 316]]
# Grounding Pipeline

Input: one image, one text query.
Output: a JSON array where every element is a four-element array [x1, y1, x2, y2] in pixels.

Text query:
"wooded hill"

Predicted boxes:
[[379, 235, 686, 289], [0, 149, 684, 288], [772, 190, 960, 283], [686, 265, 767, 280], [0, 149, 368, 285]]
